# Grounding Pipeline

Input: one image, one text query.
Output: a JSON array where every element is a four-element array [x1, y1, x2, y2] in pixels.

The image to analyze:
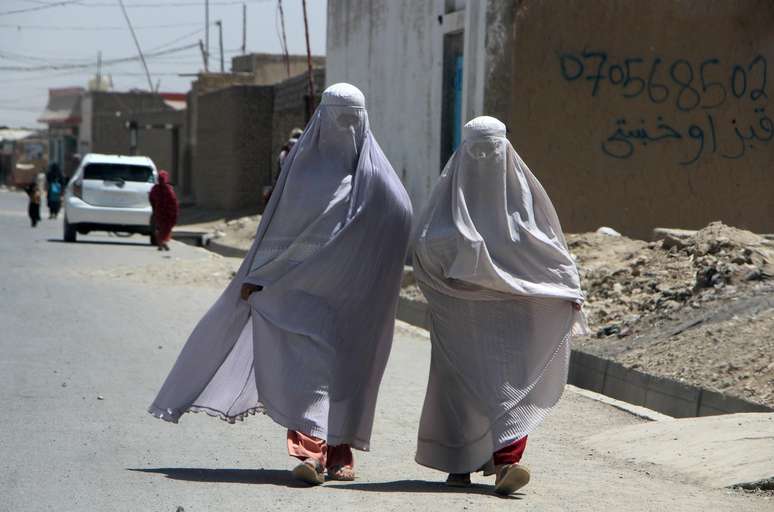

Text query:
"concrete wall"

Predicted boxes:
[[493, 0, 774, 238], [81, 92, 183, 180], [327, 0, 774, 238], [193, 85, 274, 210], [232, 53, 325, 85], [326, 0, 447, 212]]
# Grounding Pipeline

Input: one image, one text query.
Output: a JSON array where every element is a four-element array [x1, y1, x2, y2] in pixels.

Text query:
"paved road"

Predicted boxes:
[[0, 190, 768, 511]]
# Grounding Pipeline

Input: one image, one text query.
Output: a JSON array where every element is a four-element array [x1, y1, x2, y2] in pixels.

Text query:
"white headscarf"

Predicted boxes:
[[414, 115, 585, 304]]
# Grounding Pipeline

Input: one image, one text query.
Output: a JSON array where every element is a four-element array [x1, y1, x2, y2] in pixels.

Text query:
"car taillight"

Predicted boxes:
[[73, 181, 83, 199]]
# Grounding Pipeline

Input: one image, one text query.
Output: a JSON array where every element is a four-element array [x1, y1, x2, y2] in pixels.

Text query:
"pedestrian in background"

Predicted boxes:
[[276, 127, 303, 183], [148, 170, 178, 251], [68, 153, 81, 183], [35, 170, 46, 197], [25, 183, 41, 228], [411, 116, 587, 496], [149, 83, 412, 486], [264, 128, 304, 207], [45, 163, 64, 219]]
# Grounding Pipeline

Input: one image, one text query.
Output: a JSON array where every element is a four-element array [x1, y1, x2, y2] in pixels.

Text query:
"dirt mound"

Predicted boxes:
[[401, 222, 774, 408], [210, 214, 262, 252], [568, 222, 774, 338]]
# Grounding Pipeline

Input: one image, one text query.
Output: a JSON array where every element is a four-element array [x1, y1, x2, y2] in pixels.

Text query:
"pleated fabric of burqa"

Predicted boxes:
[[149, 83, 413, 451], [412, 116, 587, 473]]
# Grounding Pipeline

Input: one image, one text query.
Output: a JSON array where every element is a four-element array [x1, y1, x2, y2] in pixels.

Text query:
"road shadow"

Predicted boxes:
[[46, 238, 149, 248], [128, 468, 309, 488], [326, 479, 523, 499]]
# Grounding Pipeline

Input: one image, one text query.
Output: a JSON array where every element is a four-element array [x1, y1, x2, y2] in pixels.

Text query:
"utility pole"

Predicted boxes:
[[117, 0, 153, 91], [204, 0, 210, 72], [198, 39, 208, 71], [96, 51, 102, 89], [241, 3, 246, 55], [301, 0, 315, 118], [216, 20, 224, 72], [278, 0, 290, 77]]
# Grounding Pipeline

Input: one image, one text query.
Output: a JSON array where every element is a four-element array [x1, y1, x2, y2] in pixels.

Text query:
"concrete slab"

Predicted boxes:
[[585, 413, 774, 489]]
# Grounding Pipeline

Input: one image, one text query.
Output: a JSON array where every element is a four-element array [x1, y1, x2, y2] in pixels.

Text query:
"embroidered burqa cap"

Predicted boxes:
[[412, 115, 587, 473], [149, 83, 413, 450]]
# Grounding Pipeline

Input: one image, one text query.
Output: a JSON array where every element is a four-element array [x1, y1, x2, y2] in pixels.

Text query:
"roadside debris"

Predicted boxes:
[[402, 222, 774, 408]]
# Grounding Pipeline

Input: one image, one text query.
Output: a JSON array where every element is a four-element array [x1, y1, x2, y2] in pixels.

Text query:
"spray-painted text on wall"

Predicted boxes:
[[559, 52, 771, 164]]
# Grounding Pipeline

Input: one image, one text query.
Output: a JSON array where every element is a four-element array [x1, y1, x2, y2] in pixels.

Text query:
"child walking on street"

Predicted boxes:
[[149, 170, 178, 251], [25, 183, 41, 228], [46, 163, 64, 219]]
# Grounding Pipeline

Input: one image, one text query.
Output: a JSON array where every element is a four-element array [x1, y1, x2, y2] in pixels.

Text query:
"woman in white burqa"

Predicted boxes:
[[149, 83, 412, 485], [412, 116, 587, 495]]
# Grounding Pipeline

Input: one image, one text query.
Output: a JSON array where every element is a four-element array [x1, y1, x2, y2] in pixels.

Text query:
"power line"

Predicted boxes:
[[0, 0, 80, 16], [0, 63, 203, 85], [0, 42, 199, 71], [276, 0, 290, 78], [117, 0, 154, 91], [301, 0, 315, 117], [0, 105, 47, 112], [0, 46, 241, 84], [67, 0, 271, 6], [0, 0, 271, 15], [0, 50, 91, 64], [0, 22, 209, 31], [145, 27, 204, 52]]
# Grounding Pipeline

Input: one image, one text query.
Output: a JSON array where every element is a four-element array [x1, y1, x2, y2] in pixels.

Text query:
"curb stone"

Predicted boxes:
[[397, 296, 773, 419]]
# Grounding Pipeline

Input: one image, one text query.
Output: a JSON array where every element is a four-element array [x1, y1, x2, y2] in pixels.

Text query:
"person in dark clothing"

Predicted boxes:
[[46, 163, 64, 219], [25, 183, 41, 227], [149, 170, 179, 251]]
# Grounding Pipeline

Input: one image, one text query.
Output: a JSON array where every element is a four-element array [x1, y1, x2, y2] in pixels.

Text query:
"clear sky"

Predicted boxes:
[[0, 0, 327, 128]]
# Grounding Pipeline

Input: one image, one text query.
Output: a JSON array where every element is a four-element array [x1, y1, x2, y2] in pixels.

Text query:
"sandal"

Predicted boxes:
[[446, 473, 472, 487], [494, 463, 530, 495], [327, 465, 355, 481], [292, 458, 325, 486]]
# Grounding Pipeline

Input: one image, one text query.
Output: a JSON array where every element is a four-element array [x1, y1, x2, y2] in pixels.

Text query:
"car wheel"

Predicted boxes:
[[64, 217, 76, 243]]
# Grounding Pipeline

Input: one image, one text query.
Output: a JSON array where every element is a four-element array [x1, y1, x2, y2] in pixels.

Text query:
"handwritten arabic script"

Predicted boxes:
[[559, 51, 771, 164]]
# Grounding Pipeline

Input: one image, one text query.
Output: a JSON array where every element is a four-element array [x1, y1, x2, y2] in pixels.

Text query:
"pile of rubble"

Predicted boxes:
[[209, 214, 262, 252], [569, 222, 774, 338], [400, 222, 774, 407]]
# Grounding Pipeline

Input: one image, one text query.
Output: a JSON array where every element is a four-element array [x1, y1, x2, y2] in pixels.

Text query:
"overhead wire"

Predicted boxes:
[[1, 0, 272, 16], [275, 0, 290, 77], [0, 42, 199, 71], [0, 0, 81, 16], [56, 0, 271, 7], [144, 27, 205, 52], [0, 21, 208, 31]]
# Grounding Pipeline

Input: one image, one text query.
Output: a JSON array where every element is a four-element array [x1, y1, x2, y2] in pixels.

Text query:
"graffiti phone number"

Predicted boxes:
[[559, 52, 768, 110]]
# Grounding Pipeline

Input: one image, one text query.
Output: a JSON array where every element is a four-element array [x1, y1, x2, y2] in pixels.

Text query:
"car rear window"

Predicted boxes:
[[83, 163, 154, 182]]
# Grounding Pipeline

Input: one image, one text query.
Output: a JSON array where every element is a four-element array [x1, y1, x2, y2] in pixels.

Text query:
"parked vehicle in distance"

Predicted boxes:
[[0, 131, 48, 187], [63, 153, 158, 244]]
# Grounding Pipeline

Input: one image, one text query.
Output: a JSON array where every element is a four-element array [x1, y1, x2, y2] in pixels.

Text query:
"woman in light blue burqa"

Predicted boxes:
[[149, 83, 412, 485], [412, 116, 587, 496]]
